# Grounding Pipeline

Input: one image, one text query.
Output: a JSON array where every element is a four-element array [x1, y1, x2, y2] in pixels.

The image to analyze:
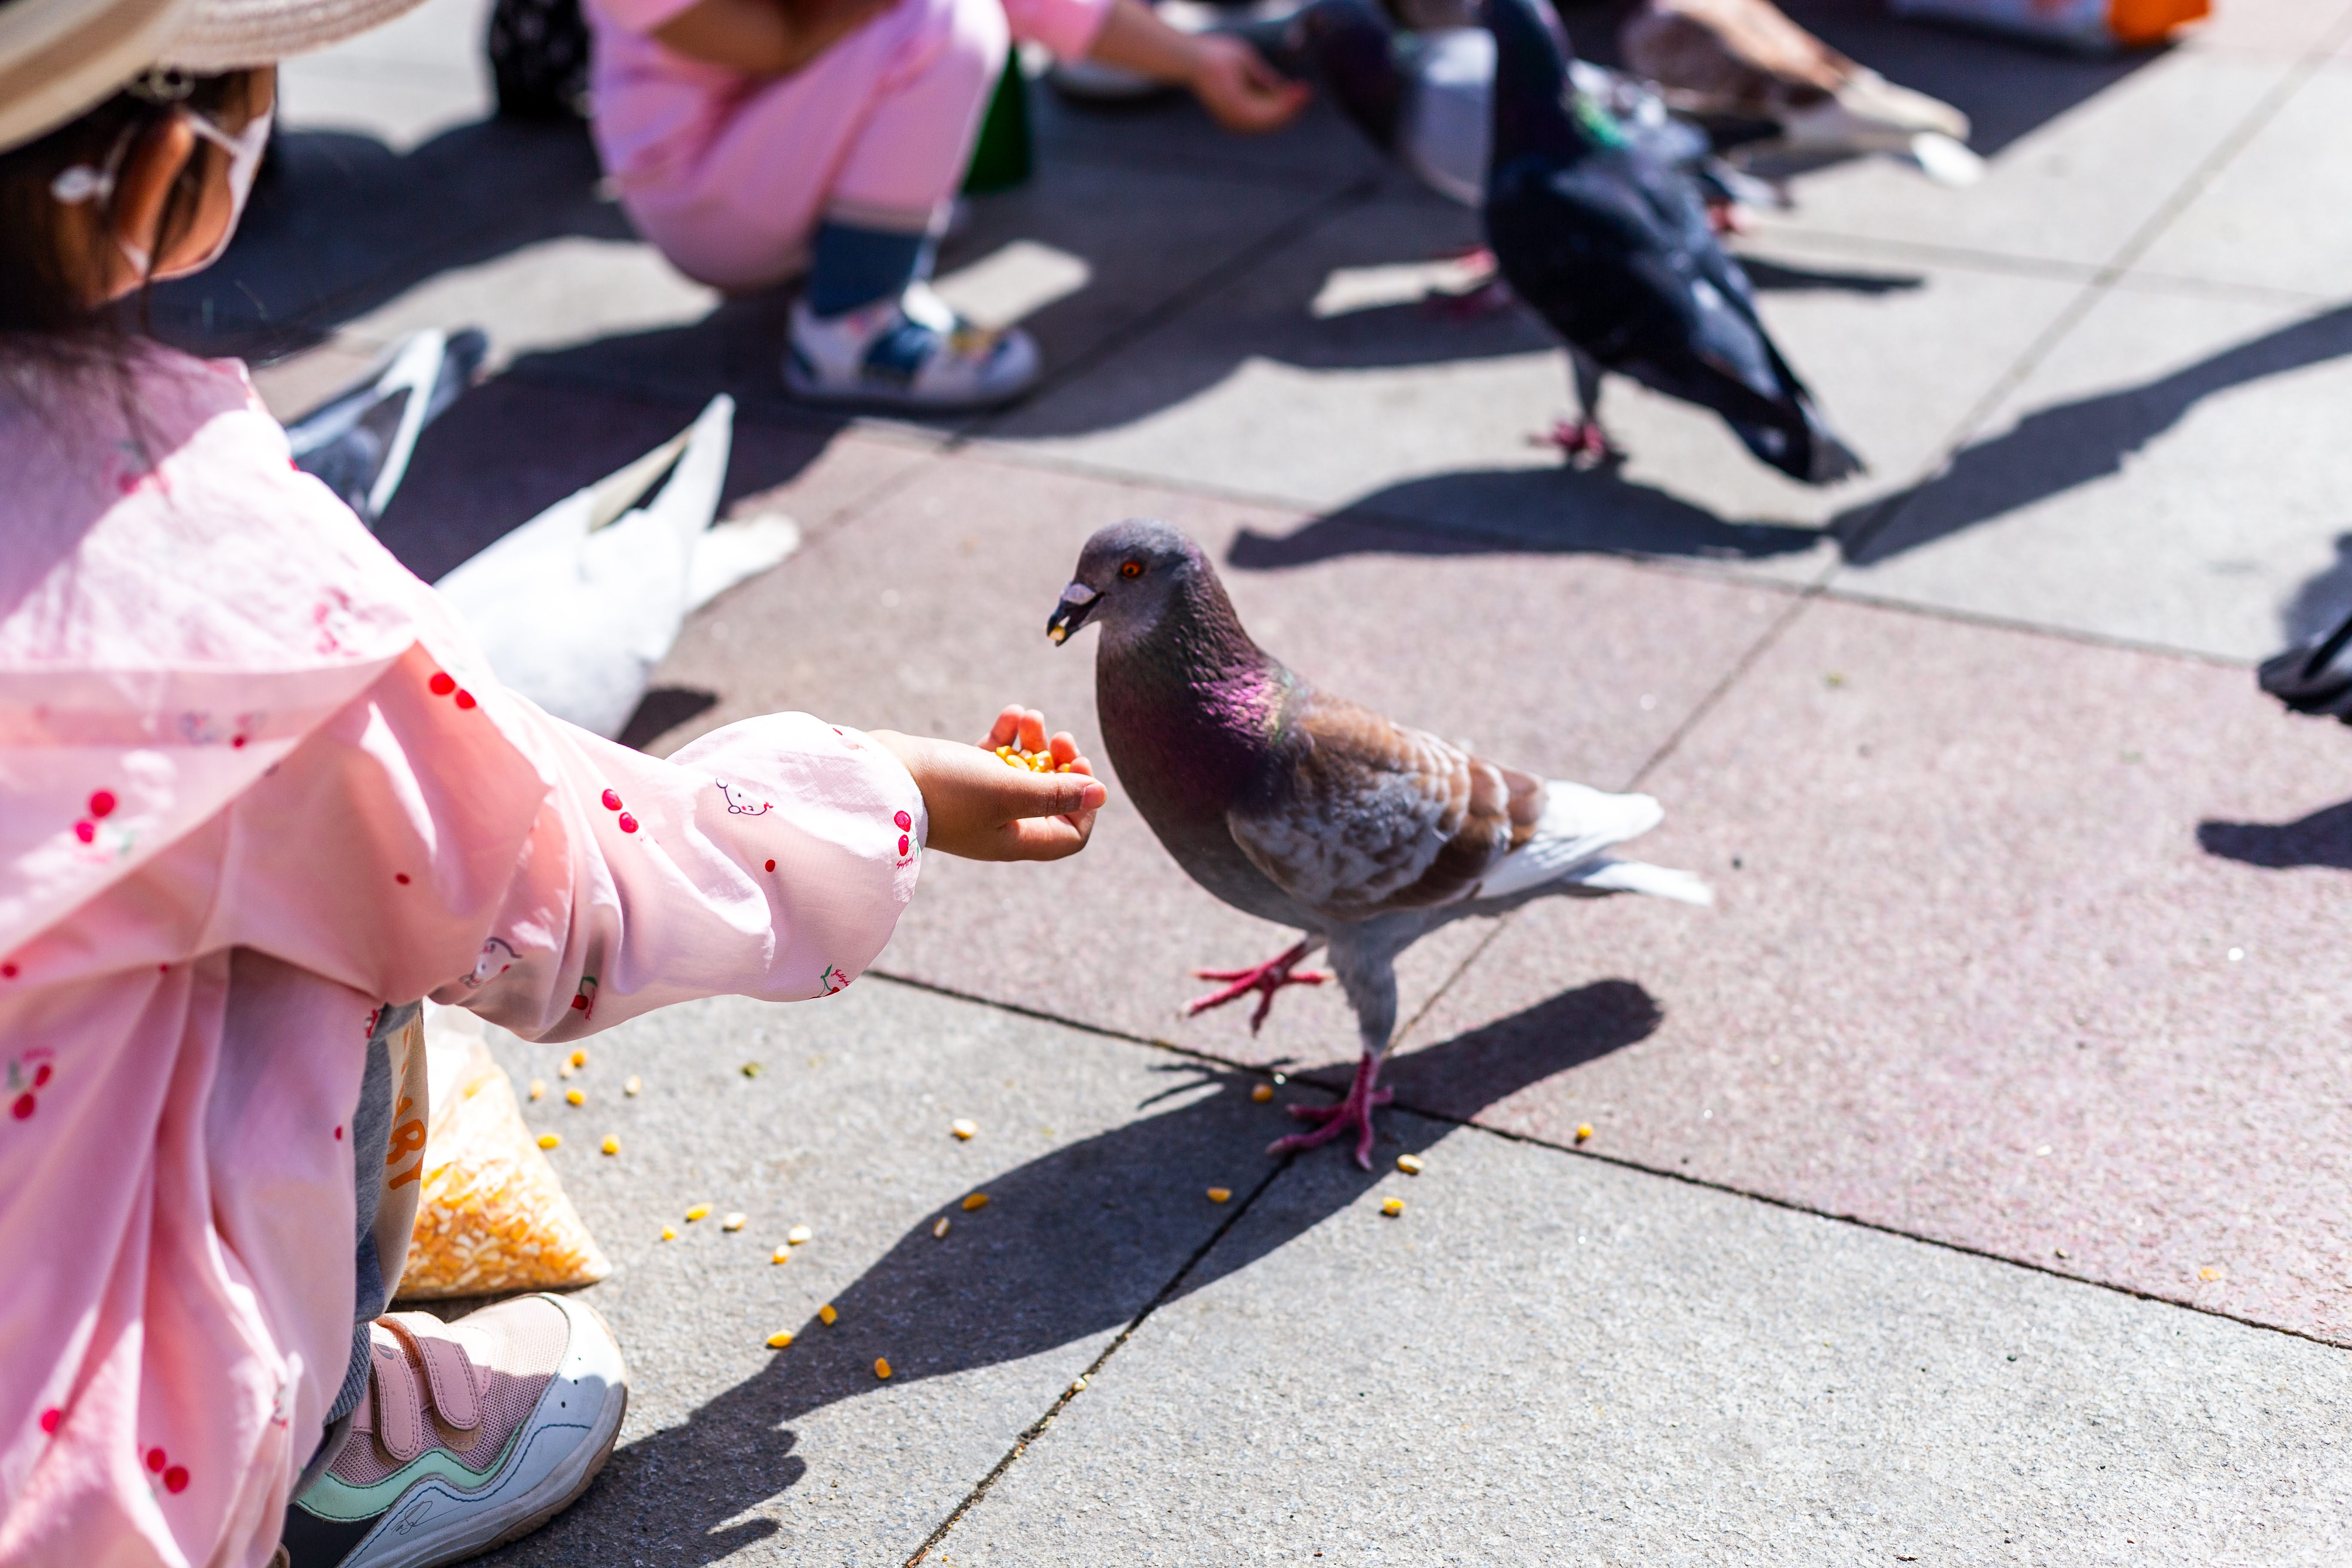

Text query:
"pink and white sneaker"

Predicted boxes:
[[276, 1293, 627, 1568]]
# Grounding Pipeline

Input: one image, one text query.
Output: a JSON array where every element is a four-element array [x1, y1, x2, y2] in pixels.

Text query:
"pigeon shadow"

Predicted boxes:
[[493, 979, 1659, 1565], [2198, 799, 2352, 872], [1229, 467, 1822, 567], [2278, 535, 2352, 649], [1837, 302, 2352, 566]]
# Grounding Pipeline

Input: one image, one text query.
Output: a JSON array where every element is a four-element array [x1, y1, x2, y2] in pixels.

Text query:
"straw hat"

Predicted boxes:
[[0, 0, 427, 151]]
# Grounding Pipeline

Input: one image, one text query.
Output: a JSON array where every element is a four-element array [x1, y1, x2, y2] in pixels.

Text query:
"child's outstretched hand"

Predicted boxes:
[[871, 706, 1108, 862]]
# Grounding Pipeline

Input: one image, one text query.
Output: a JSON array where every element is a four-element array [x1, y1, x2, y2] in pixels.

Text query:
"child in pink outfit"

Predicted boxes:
[[0, 32, 1106, 1568], [585, 0, 1310, 409]]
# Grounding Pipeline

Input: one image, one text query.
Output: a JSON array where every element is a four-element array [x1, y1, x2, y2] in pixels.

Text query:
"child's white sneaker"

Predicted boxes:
[[785, 283, 1040, 411]]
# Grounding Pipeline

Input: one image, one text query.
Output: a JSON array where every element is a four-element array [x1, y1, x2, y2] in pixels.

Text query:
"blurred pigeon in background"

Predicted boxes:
[[1483, 0, 1863, 478], [286, 327, 487, 529], [434, 395, 800, 738], [1620, 0, 1981, 184], [1047, 520, 1709, 1167]]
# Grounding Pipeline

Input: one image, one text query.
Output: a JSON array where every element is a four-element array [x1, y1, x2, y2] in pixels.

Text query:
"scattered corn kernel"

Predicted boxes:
[[1574, 1123, 1594, 1143], [771, 1247, 790, 1264], [565, 1088, 585, 1106], [874, 1358, 892, 1380], [660, 1225, 677, 1241], [933, 1217, 951, 1239], [741, 1061, 763, 1078], [787, 1225, 813, 1245], [962, 1193, 990, 1211], [1396, 1154, 1424, 1175], [1206, 1187, 1231, 1204], [1069, 1375, 1088, 1393], [766, 1331, 794, 1349], [528, 1078, 546, 1101], [624, 1075, 642, 1096], [1381, 1197, 1405, 1217], [537, 1133, 561, 1149], [1251, 1084, 1274, 1103], [818, 1304, 838, 1326], [569, 1049, 588, 1068], [557, 1061, 575, 1079], [950, 1118, 978, 1140], [601, 1136, 620, 1156], [2199, 1267, 2221, 1281], [722, 1212, 747, 1231], [685, 1204, 710, 1222]]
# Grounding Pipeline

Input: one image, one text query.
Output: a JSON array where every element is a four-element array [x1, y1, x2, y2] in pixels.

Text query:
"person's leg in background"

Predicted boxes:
[[623, 0, 1040, 409]]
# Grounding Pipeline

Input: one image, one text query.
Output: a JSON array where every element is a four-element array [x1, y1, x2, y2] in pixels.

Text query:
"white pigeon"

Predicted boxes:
[[432, 395, 800, 739]]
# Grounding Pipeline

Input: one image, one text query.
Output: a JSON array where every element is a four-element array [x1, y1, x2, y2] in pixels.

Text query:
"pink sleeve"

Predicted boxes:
[[1004, 0, 1113, 60], [586, 0, 704, 40], [207, 643, 928, 1039]]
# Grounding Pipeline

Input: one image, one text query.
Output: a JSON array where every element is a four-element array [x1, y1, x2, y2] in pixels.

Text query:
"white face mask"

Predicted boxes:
[[49, 104, 274, 282]]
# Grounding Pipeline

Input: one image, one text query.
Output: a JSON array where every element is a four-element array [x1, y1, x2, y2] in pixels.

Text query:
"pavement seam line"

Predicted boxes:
[[900, 1151, 1298, 1565]]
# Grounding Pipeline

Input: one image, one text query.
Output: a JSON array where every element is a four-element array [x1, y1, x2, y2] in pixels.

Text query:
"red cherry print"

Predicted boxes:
[[10, 1094, 31, 1121], [764, 859, 776, 873], [894, 811, 912, 831], [616, 814, 638, 834], [453, 690, 476, 710], [570, 994, 588, 1011], [32, 1064, 50, 1088], [231, 734, 248, 749], [39, 1408, 60, 1435], [74, 821, 95, 844], [334, 1125, 343, 1140], [429, 673, 456, 696], [601, 789, 622, 811], [897, 834, 910, 856], [146, 1448, 165, 1473], [1, 963, 16, 979], [88, 790, 116, 819], [395, 873, 411, 885], [163, 1466, 188, 1494]]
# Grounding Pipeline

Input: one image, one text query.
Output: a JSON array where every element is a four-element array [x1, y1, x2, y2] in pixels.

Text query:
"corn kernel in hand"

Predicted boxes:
[[818, 1304, 838, 1325], [962, 1193, 989, 1211]]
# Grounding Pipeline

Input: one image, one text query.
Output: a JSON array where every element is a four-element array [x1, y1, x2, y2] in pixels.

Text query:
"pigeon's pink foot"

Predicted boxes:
[[1418, 247, 1514, 321], [1537, 418, 1624, 469], [1268, 1053, 1393, 1170], [1185, 940, 1328, 1034]]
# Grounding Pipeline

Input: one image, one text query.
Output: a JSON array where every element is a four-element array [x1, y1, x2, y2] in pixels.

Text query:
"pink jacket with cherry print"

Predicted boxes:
[[0, 347, 927, 1568]]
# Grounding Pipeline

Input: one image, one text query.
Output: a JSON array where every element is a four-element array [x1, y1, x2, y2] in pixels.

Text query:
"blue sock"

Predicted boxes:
[[805, 222, 936, 318]]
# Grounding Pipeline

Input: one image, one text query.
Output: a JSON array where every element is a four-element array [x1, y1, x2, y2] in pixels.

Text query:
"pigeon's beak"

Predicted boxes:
[[1046, 582, 1100, 645]]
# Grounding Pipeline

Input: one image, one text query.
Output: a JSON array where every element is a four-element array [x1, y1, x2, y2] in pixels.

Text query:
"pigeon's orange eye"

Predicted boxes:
[[1120, 561, 1143, 579]]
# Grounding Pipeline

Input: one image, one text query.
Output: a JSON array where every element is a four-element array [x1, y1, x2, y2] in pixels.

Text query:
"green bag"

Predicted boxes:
[[962, 49, 1033, 194]]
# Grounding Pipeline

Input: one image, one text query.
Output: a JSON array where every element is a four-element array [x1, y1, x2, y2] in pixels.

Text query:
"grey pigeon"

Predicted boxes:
[[285, 327, 487, 529], [1047, 521, 1710, 1166]]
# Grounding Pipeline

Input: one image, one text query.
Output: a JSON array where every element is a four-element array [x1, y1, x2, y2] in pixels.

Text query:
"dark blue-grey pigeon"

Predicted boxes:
[[1483, 0, 1862, 480], [1048, 520, 1710, 1166]]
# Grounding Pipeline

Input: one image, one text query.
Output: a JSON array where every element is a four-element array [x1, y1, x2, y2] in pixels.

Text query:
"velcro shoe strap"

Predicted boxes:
[[366, 1323, 426, 1462], [380, 1312, 484, 1432]]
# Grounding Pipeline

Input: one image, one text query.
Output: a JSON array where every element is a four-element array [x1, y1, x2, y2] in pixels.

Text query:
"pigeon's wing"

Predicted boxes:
[[1225, 689, 1543, 920]]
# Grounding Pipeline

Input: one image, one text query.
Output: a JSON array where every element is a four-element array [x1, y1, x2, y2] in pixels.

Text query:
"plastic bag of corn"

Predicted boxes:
[[394, 1006, 611, 1300]]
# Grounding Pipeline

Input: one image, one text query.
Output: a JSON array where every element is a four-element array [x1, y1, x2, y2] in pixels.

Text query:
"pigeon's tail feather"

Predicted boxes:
[[1565, 855, 1715, 906], [1473, 780, 1663, 903], [687, 514, 801, 609]]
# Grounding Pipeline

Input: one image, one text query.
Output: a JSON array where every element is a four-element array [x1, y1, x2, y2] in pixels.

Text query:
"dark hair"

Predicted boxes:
[[0, 69, 266, 343]]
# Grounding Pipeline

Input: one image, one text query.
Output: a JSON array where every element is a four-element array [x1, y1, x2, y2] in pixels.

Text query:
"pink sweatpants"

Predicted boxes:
[[619, 0, 1010, 291]]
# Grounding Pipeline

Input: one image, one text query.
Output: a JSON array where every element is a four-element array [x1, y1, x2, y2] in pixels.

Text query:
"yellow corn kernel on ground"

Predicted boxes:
[[741, 1061, 763, 1077], [1381, 1197, 1405, 1217], [528, 1079, 546, 1101], [661, 1226, 677, 1241], [1069, 1375, 1088, 1393], [933, 1217, 951, 1238], [1251, 1084, 1274, 1103], [722, 1212, 747, 1231], [1574, 1124, 1593, 1142], [767, 1330, 794, 1349], [950, 1118, 977, 1140], [1396, 1154, 1424, 1175], [557, 1062, 575, 1079], [962, 1193, 989, 1211], [600, 1136, 619, 1156], [624, 1075, 642, 1096], [787, 1225, 814, 1245], [565, 1088, 584, 1106], [1206, 1187, 1231, 1203], [684, 1204, 710, 1222], [874, 1358, 892, 1380], [772, 1247, 790, 1264], [536, 1133, 560, 1149], [818, 1304, 838, 1325], [569, 1050, 588, 1068], [2199, 1267, 2221, 1281]]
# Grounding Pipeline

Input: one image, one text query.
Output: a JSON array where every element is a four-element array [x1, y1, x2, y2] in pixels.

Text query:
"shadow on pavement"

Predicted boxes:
[[2198, 799, 2352, 871], [1838, 302, 2352, 567], [1228, 469, 1822, 567], [535, 978, 1658, 1565]]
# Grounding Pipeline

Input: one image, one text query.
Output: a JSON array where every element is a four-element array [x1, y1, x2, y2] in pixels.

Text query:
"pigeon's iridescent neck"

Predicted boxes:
[[1098, 576, 1289, 817]]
